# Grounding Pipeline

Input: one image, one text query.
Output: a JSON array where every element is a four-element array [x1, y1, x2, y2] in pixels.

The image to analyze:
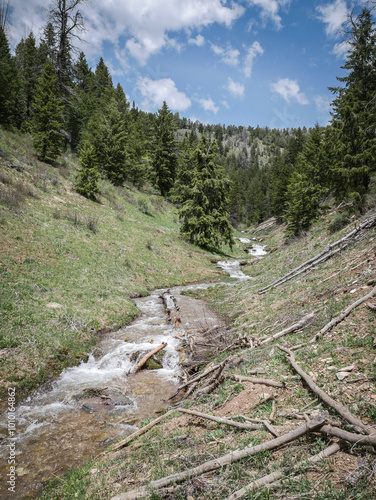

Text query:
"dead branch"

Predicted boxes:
[[131, 343, 167, 374], [227, 441, 344, 500], [277, 345, 376, 436], [168, 362, 221, 400], [116, 413, 328, 499], [178, 408, 263, 431], [319, 425, 376, 446], [260, 313, 315, 345], [309, 286, 376, 343], [111, 410, 173, 452], [227, 374, 285, 388], [257, 214, 376, 295], [367, 302, 376, 311]]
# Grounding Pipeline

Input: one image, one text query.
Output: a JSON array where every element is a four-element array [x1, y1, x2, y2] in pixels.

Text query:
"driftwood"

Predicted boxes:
[[178, 408, 263, 431], [112, 410, 173, 451], [131, 342, 167, 374], [227, 374, 285, 388], [309, 286, 376, 343], [257, 214, 376, 295], [260, 313, 315, 345], [227, 441, 344, 500], [278, 345, 376, 436], [114, 413, 329, 499]]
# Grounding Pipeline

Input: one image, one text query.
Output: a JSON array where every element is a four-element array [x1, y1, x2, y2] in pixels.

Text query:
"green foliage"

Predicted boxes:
[[329, 6, 376, 210], [75, 141, 100, 199], [30, 59, 64, 161], [152, 101, 177, 197], [178, 135, 234, 249], [0, 27, 21, 128]]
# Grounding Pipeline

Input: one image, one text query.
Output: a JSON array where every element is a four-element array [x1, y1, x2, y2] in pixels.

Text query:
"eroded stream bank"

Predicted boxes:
[[0, 282, 224, 499]]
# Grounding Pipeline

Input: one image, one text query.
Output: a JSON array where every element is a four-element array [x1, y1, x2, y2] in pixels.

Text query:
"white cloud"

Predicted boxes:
[[137, 77, 191, 111], [270, 78, 309, 104], [188, 34, 205, 46], [246, 0, 291, 30], [333, 40, 350, 58], [8, 0, 244, 64], [316, 0, 348, 37], [226, 78, 245, 99], [244, 41, 264, 78], [210, 43, 240, 66], [198, 97, 219, 113], [314, 95, 332, 115]]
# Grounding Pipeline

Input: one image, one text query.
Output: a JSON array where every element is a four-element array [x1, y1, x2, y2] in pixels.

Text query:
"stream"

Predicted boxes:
[[0, 254, 267, 499]]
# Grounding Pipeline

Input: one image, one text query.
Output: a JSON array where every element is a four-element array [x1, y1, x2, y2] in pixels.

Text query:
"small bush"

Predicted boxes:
[[137, 198, 153, 216], [86, 215, 98, 233], [328, 213, 351, 233]]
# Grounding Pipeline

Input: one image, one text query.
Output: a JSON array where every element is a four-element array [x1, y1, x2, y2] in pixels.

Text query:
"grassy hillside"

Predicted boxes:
[[0, 129, 237, 398]]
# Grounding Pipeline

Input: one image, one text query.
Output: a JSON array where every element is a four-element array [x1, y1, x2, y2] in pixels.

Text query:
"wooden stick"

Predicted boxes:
[[131, 342, 167, 374], [117, 413, 328, 499], [112, 410, 174, 451], [319, 425, 376, 446], [309, 286, 376, 343], [226, 441, 344, 500], [260, 313, 315, 345], [277, 345, 376, 436], [367, 302, 376, 311], [227, 374, 285, 388], [178, 408, 263, 430]]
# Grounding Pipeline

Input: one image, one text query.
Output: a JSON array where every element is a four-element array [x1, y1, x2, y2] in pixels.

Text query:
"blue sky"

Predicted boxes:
[[8, 0, 362, 129]]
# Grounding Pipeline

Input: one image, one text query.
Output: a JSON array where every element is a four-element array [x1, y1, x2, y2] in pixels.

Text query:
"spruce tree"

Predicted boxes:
[[75, 141, 100, 199], [152, 101, 177, 197], [329, 6, 376, 209], [179, 136, 234, 249], [31, 59, 63, 161], [0, 27, 21, 128]]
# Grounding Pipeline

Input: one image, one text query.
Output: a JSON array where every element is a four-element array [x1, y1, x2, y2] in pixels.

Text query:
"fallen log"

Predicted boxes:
[[113, 413, 329, 499], [111, 409, 174, 451], [227, 374, 285, 388], [277, 345, 376, 436], [227, 441, 344, 500], [178, 408, 263, 431], [131, 342, 167, 374], [309, 286, 376, 343], [260, 313, 315, 345]]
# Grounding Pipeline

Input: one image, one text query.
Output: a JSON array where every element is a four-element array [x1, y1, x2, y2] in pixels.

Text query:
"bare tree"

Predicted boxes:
[[0, 0, 10, 31], [48, 0, 86, 86]]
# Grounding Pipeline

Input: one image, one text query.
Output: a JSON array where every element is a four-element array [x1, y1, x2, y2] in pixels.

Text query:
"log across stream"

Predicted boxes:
[[0, 258, 261, 499]]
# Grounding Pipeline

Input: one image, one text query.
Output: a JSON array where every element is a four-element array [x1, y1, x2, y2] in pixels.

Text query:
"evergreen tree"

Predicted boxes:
[[152, 101, 177, 197], [93, 57, 113, 105], [0, 27, 21, 128], [75, 141, 100, 199], [38, 22, 57, 66], [284, 125, 330, 235], [179, 136, 234, 249], [31, 59, 63, 161], [15, 32, 39, 128], [329, 6, 376, 209]]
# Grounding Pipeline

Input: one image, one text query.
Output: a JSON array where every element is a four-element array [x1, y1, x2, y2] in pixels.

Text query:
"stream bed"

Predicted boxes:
[[0, 254, 267, 499], [0, 284, 222, 499]]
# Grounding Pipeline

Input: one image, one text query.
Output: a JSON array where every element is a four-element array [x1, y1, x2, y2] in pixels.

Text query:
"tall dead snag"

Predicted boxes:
[[113, 413, 329, 500], [227, 441, 345, 500], [278, 345, 376, 436], [309, 286, 376, 343]]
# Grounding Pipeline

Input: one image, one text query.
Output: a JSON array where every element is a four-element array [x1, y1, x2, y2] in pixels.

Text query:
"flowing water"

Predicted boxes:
[[0, 285, 221, 499], [0, 252, 269, 499]]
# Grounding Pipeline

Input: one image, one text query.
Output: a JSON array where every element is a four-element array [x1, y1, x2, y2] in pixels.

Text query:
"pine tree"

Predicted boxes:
[[179, 136, 234, 249], [15, 31, 39, 128], [31, 59, 63, 161], [38, 22, 57, 66], [329, 6, 376, 209], [75, 141, 100, 199], [152, 101, 177, 197], [0, 27, 21, 128]]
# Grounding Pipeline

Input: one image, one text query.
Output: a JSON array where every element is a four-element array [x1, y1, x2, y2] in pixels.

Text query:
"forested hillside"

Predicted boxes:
[[1, 2, 376, 242]]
